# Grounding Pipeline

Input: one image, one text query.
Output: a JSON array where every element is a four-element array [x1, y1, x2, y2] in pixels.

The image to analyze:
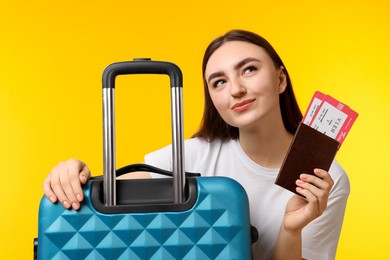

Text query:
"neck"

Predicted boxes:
[[238, 119, 293, 168]]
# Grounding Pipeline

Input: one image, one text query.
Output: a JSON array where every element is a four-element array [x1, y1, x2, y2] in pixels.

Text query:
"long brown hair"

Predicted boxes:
[[193, 29, 303, 141]]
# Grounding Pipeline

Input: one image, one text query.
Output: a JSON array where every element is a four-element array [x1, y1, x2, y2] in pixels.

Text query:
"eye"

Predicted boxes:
[[212, 79, 226, 88], [243, 65, 257, 75]]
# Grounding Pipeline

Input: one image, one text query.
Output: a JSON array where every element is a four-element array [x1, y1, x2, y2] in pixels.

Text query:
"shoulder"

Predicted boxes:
[[144, 137, 229, 171], [329, 160, 349, 183], [184, 138, 240, 162], [184, 137, 225, 153], [328, 160, 350, 197]]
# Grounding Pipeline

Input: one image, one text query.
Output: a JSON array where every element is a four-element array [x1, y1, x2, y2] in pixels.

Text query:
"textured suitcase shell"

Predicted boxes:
[[38, 177, 252, 259]]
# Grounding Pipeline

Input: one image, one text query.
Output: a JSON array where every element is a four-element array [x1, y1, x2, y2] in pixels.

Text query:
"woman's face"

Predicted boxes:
[[204, 41, 287, 130]]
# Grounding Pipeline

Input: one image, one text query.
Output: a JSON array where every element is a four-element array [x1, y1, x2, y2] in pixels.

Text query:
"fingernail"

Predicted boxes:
[[72, 202, 80, 210], [80, 176, 87, 183], [63, 200, 70, 208], [76, 194, 83, 202], [296, 179, 304, 185], [49, 196, 56, 203]]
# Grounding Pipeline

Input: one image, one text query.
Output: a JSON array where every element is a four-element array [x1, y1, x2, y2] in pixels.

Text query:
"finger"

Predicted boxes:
[[299, 172, 332, 192], [42, 175, 58, 203], [296, 171, 331, 214], [79, 163, 91, 185], [314, 168, 334, 188], [58, 162, 80, 210], [295, 186, 321, 218], [66, 159, 88, 204], [296, 179, 327, 207], [50, 165, 72, 209]]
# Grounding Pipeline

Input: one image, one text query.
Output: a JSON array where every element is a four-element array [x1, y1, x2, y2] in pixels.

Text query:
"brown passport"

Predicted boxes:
[[275, 122, 339, 196]]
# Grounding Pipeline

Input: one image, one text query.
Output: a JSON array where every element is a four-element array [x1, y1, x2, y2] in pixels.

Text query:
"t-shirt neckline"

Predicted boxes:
[[232, 139, 280, 176]]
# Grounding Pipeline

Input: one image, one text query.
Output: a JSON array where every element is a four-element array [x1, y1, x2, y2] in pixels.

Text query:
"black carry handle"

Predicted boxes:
[[102, 59, 185, 206], [103, 58, 182, 89], [116, 164, 200, 178]]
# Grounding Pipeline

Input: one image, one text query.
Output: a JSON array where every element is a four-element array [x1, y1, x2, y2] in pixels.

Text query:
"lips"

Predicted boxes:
[[232, 98, 256, 112]]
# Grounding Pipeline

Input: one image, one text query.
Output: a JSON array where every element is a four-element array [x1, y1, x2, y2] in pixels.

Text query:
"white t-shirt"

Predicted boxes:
[[145, 137, 350, 260]]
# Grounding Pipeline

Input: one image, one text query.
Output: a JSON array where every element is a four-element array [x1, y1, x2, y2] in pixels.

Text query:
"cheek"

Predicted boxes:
[[209, 91, 227, 113], [252, 69, 280, 93]]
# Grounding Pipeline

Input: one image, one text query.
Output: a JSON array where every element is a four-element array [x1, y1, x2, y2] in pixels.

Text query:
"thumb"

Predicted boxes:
[[79, 164, 91, 184]]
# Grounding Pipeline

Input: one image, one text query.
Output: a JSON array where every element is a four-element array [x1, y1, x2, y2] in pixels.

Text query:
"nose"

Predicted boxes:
[[230, 78, 247, 97]]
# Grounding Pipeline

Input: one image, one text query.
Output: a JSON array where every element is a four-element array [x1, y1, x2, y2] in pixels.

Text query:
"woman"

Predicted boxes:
[[43, 29, 350, 259]]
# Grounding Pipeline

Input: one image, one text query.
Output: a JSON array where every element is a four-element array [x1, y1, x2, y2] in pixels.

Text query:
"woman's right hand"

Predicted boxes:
[[42, 159, 91, 210]]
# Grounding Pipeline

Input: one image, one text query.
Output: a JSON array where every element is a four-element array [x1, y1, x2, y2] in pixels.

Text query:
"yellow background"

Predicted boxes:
[[1, 0, 389, 259]]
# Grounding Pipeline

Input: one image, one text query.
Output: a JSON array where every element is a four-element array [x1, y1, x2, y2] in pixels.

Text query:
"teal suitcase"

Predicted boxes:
[[35, 59, 254, 259]]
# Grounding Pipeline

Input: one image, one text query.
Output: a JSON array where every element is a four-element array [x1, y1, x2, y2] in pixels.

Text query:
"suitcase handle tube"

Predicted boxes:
[[102, 59, 185, 206], [102, 59, 182, 89]]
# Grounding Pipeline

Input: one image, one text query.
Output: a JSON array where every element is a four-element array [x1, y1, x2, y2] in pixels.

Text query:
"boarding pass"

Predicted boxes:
[[302, 91, 358, 148]]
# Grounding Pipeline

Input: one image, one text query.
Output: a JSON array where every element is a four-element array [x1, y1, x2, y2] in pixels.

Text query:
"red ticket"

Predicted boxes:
[[303, 92, 358, 149], [302, 91, 325, 125]]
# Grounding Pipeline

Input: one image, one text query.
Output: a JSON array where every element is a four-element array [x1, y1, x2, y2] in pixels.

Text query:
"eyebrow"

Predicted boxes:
[[207, 57, 261, 83]]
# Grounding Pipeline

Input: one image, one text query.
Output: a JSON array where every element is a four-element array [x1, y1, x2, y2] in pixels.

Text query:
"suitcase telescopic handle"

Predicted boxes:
[[102, 59, 185, 206]]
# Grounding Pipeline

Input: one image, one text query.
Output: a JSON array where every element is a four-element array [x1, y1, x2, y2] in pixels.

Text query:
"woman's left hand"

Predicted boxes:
[[283, 168, 334, 234]]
